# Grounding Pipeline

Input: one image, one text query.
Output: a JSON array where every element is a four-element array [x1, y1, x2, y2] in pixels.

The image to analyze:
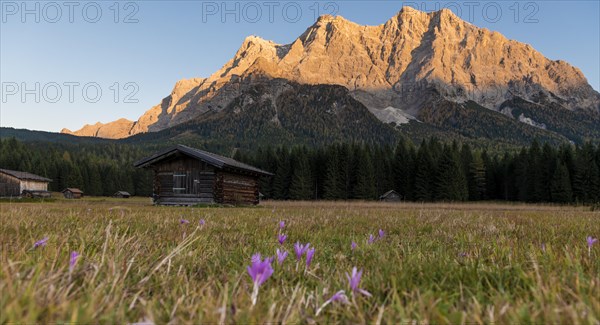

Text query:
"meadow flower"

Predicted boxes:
[[180, 219, 189, 225], [276, 248, 288, 265], [367, 234, 375, 245], [302, 243, 311, 255], [378, 229, 385, 238], [33, 237, 48, 249], [294, 242, 305, 261], [247, 255, 274, 305], [278, 233, 287, 245], [316, 290, 348, 316], [199, 219, 206, 226], [351, 241, 357, 251], [346, 267, 371, 297], [69, 251, 80, 272], [587, 236, 598, 256], [251, 253, 262, 264], [279, 221, 285, 229], [306, 247, 315, 267], [587, 236, 598, 248]]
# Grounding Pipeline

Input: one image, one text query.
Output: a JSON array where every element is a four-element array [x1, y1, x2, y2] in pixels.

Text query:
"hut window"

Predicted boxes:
[[173, 173, 188, 193]]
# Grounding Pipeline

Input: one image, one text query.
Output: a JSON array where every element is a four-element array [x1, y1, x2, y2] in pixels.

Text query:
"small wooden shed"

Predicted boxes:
[[62, 188, 84, 199], [379, 190, 402, 202], [134, 145, 272, 206], [113, 191, 131, 198], [0, 168, 51, 197]]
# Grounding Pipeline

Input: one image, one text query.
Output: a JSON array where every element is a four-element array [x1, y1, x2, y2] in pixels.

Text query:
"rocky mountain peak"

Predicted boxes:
[[62, 7, 599, 140]]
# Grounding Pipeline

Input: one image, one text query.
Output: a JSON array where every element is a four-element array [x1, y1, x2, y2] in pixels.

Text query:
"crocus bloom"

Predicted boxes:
[[346, 267, 371, 297], [351, 241, 357, 251], [199, 219, 206, 226], [251, 253, 262, 264], [294, 242, 305, 261], [278, 233, 287, 245], [329, 290, 349, 304], [587, 236, 598, 256], [69, 251, 80, 272], [302, 243, 311, 255], [306, 247, 315, 267], [33, 237, 48, 249], [378, 229, 385, 238], [316, 290, 348, 316], [247, 255, 274, 305], [276, 249, 288, 265], [367, 234, 375, 245], [587, 236, 598, 248], [180, 219, 189, 225], [279, 221, 285, 229]]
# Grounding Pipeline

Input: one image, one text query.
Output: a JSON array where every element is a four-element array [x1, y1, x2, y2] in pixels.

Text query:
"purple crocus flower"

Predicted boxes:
[[329, 290, 349, 304], [180, 219, 189, 225], [306, 247, 315, 267], [302, 243, 311, 255], [378, 229, 385, 238], [279, 221, 285, 229], [587, 236, 598, 256], [276, 248, 288, 265], [251, 253, 262, 264], [316, 290, 348, 316], [294, 242, 305, 261], [69, 251, 80, 272], [199, 219, 206, 226], [33, 237, 48, 249], [278, 233, 287, 245], [587, 236, 598, 248], [367, 234, 375, 245], [351, 241, 357, 251], [346, 267, 371, 297], [247, 255, 274, 305], [247, 256, 274, 286]]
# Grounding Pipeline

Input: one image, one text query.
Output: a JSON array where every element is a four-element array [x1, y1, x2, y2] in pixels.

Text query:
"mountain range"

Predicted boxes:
[[52, 7, 600, 146]]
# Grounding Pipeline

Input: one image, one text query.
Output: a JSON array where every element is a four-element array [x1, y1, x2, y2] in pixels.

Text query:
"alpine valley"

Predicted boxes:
[[8, 7, 600, 147]]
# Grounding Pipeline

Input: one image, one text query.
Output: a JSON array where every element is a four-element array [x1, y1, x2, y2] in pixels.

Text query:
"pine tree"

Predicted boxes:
[[289, 148, 313, 200], [413, 144, 434, 201], [434, 145, 467, 201], [393, 139, 413, 200], [352, 146, 376, 200], [550, 160, 572, 203]]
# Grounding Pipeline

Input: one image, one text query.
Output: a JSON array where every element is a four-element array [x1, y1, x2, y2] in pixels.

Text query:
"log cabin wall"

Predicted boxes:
[[215, 171, 260, 205], [0, 173, 20, 197], [152, 155, 216, 205]]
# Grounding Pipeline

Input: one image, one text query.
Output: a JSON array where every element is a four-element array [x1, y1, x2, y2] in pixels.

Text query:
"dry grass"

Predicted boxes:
[[1, 199, 599, 323]]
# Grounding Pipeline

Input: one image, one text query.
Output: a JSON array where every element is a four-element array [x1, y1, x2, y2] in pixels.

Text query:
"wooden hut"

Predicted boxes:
[[134, 145, 272, 206], [113, 191, 131, 198], [0, 168, 51, 197], [62, 188, 84, 199], [379, 190, 402, 202]]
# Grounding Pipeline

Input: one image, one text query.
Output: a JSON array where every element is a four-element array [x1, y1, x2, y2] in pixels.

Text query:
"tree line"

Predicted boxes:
[[0, 138, 153, 197], [1, 137, 599, 203], [237, 139, 600, 204]]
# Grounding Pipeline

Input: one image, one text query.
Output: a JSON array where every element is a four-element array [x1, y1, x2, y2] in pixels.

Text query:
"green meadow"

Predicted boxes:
[[1, 199, 599, 324]]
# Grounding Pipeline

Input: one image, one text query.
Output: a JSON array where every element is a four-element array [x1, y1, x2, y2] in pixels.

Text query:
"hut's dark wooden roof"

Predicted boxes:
[[134, 145, 273, 176], [62, 188, 84, 194], [379, 190, 400, 199], [0, 168, 52, 182]]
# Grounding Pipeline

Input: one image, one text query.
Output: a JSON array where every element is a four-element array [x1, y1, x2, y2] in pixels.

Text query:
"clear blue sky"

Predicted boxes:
[[1, 0, 599, 132]]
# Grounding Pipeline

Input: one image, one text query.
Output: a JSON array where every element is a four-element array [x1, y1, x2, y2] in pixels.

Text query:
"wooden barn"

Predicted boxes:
[[0, 168, 51, 197], [62, 188, 84, 199], [134, 145, 272, 206], [379, 190, 402, 202], [113, 191, 131, 198]]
